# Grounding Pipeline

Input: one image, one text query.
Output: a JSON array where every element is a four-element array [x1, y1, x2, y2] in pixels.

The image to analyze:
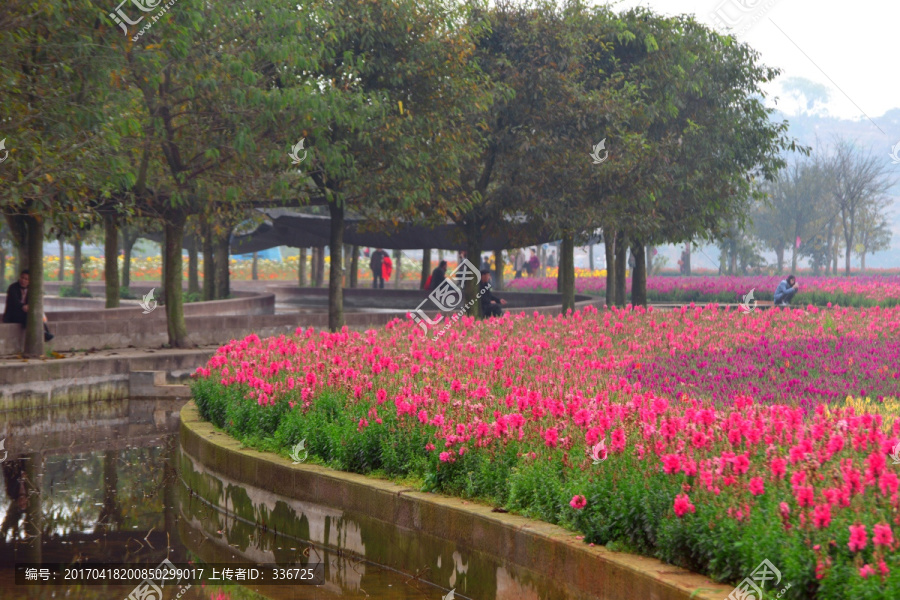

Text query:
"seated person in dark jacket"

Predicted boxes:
[[479, 272, 506, 318], [3, 269, 54, 341], [428, 260, 448, 292]]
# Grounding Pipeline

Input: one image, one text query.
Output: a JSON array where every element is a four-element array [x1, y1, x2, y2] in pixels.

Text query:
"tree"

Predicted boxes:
[[1, 0, 119, 355], [830, 139, 895, 275], [294, 0, 488, 329], [854, 197, 892, 272]]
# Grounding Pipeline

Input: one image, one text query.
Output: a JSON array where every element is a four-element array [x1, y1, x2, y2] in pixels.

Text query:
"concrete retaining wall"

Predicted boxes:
[[0, 349, 215, 412], [180, 403, 732, 600]]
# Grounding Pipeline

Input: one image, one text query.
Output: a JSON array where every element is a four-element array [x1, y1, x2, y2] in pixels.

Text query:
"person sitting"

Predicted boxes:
[[428, 260, 447, 292], [3, 269, 54, 341], [479, 272, 506, 318], [774, 274, 799, 307]]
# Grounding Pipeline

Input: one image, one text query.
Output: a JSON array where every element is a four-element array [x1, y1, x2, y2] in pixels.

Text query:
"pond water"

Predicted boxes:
[[1, 400, 585, 600]]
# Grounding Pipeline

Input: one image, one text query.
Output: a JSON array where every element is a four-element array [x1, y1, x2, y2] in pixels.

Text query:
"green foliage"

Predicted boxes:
[[58, 286, 92, 298]]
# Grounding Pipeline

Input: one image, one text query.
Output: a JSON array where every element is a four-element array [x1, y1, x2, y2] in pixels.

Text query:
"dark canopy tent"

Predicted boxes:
[[230, 209, 556, 252]]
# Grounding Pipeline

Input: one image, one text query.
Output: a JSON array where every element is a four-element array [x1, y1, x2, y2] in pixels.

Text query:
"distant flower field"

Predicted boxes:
[[193, 305, 900, 598], [507, 275, 900, 307]]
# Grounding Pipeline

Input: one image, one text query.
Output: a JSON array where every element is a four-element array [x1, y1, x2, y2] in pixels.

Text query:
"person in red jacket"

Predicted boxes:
[[382, 254, 393, 283]]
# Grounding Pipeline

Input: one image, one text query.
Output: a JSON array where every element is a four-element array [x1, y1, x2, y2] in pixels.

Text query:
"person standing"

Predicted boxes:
[[514, 249, 526, 279], [526, 250, 540, 277], [547, 250, 557, 268], [428, 260, 447, 292], [369, 248, 387, 288], [3, 270, 54, 341]]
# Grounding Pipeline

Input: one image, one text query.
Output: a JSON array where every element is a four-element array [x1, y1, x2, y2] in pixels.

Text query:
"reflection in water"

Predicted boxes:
[[0, 399, 586, 600]]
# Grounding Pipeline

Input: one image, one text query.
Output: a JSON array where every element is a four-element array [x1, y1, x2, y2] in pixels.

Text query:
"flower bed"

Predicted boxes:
[[507, 275, 900, 307], [192, 306, 900, 598]]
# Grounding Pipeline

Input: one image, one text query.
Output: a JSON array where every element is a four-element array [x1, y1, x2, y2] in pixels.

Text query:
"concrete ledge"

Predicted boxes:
[[0, 348, 215, 411], [129, 370, 191, 398], [180, 402, 733, 600]]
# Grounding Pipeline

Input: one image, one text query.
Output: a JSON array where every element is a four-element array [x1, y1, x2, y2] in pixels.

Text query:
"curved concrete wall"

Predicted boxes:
[[181, 403, 732, 600]]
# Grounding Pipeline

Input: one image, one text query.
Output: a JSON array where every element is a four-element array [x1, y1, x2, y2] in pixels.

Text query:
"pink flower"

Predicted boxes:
[[748, 477, 765, 496], [570, 495, 587, 510], [849, 523, 868, 552], [813, 503, 831, 529], [859, 564, 875, 579], [873, 523, 894, 548], [673, 494, 695, 517], [544, 427, 559, 448]]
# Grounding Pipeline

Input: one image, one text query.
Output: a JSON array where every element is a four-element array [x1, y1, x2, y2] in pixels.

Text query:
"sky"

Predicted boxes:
[[609, 0, 899, 130]]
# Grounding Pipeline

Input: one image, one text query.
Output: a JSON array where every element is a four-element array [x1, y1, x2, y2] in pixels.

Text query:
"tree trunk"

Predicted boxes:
[[57, 238, 65, 281], [328, 202, 345, 331], [861, 252, 866, 272], [631, 240, 647, 307], [122, 232, 136, 290], [163, 212, 189, 348], [343, 244, 352, 287], [775, 245, 784, 274], [187, 236, 200, 295], [493, 249, 503, 291], [845, 243, 852, 276], [73, 236, 83, 292], [310, 247, 318, 285], [303, 251, 311, 286], [464, 221, 484, 318], [315, 246, 325, 287], [350, 245, 359, 288], [684, 243, 692, 276], [791, 245, 798, 273], [614, 231, 627, 307], [251, 252, 259, 281], [0, 245, 6, 291], [420, 248, 431, 289], [394, 249, 402, 288], [556, 247, 563, 293], [103, 213, 120, 308], [589, 243, 595, 272], [645, 245, 653, 276], [23, 215, 44, 357], [202, 216, 215, 300], [298, 247, 307, 286], [213, 226, 231, 300], [561, 233, 576, 313], [604, 231, 615, 307]]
